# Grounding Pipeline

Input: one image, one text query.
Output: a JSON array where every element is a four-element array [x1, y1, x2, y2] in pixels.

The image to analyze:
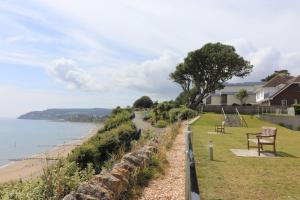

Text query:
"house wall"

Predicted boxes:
[[215, 85, 260, 94], [210, 96, 221, 105], [270, 84, 300, 106], [256, 87, 277, 102], [227, 94, 256, 105], [208, 94, 257, 105]]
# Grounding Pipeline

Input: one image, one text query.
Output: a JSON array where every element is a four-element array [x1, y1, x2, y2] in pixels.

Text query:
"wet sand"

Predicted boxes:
[[0, 124, 102, 183]]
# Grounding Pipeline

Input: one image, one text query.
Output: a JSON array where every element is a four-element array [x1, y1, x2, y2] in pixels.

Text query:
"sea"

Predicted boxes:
[[0, 118, 96, 167]]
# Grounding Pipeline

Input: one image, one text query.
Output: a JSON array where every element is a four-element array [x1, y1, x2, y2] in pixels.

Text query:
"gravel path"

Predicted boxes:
[[133, 112, 165, 134], [139, 124, 185, 200]]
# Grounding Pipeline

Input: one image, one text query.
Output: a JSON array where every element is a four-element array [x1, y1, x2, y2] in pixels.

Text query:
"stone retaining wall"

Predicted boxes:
[[64, 141, 158, 200], [260, 114, 300, 130]]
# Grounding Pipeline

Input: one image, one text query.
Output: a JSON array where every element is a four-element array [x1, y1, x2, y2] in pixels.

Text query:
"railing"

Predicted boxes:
[[235, 107, 248, 127], [221, 107, 227, 122], [185, 124, 201, 200]]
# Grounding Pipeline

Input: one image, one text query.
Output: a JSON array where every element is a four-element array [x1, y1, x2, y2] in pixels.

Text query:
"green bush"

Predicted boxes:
[[133, 96, 153, 109], [155, 120, 168, 128], [104, 110, 132, 131], [69, 121, 140, 172], [178, 107, 197, 120], [169, 106, 197, 122], [136, 167, 155, 187], [136, 155, 160, 187], [0, 160, 95, 200], [294, 104, 300, 115], [169, 108, 181, 123]]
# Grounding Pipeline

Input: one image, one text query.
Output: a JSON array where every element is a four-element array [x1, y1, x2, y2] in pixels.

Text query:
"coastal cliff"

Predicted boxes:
[[18, 108, 112, 122]]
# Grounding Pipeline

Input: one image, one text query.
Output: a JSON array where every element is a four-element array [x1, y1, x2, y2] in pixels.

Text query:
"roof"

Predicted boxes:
[[211, 91, 256, 96], [224, 82, 263, 87], [289, 75, 300, 83], [263, 74, 294, 87], [267, 75, 300, 99]]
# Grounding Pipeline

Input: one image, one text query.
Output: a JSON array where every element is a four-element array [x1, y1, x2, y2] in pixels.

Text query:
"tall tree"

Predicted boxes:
[[261, 69, 290, 82], [236, 89, 249, 105], [170, 42, 253, 109]]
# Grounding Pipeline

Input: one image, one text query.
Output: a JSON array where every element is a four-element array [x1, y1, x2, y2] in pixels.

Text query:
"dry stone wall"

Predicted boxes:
[[64, 141, 158, 200]]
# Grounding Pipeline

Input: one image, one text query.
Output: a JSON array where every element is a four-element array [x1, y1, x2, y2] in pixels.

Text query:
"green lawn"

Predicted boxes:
[[192, 113, 300, 200]]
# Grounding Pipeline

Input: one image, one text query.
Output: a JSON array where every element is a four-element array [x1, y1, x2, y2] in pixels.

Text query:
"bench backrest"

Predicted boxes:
[[261, 127, 277, 137]]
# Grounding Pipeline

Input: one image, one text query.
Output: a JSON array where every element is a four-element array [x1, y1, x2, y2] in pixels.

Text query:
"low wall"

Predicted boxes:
[[260, 114, 300, 130], [203, 105, 289, 115]]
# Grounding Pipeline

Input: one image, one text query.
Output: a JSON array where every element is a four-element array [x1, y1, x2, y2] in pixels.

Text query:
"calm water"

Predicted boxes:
[[0, 119, 96, 166]]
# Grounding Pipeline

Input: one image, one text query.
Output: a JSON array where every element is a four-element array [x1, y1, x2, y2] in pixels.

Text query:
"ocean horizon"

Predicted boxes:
[[0, 119, 96, 166]]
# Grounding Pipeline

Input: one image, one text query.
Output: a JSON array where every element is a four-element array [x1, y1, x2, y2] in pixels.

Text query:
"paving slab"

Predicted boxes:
[[230, 149, 275, 157]]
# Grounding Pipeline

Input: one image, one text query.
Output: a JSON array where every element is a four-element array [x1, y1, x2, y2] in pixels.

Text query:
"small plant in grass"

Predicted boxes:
[[155, 120, 168, 128], [278, 122, 286, 127]]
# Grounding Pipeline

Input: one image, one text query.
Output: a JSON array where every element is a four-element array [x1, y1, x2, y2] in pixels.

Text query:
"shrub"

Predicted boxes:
[[0, 160, 95, 200], [104, 110, 132, 131], [278, 122, 286, 127], [133, 96, 153, 109], [169, 108, 181, 123], [294, 104, 300, 115], [178, 107, 197, 120], [136, 155, 160, 187], [155, 120, 168, 128], [297, 125, 300, 131], [69, 121, 140, 172]]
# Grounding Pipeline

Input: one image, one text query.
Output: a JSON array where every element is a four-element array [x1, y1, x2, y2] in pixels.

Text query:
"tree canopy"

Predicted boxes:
[[236, 89, 249, 105], [133, 96, 153, 108], [261, 69, 290, 82], [170, 42, 253, 109]]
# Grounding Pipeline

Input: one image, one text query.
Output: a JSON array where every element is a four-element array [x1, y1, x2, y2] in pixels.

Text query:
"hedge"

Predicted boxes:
[[294, 104, 300, 115], [103, 110, 134, 131], [69, 121, 140, 173]]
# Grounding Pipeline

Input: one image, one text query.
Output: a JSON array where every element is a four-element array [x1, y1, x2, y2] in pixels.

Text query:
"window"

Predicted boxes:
[[281, 100, 287, 107]]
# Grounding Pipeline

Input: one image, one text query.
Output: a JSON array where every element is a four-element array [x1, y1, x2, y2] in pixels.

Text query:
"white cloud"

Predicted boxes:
[[116, 51, 181, 96], [46, 52, 181, 99], [46, 58, 108, 91], [228, 39, 300, 82], [0, 51, 45, 67]]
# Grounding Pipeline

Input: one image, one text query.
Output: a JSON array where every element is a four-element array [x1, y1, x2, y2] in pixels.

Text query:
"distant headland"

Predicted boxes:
[[18, 108, 112, 122]]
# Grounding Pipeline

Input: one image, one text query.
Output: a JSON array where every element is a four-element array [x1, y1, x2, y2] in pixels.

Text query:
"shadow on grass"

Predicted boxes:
[[211, 159, 225, 162], [276, 151, 298, 158]]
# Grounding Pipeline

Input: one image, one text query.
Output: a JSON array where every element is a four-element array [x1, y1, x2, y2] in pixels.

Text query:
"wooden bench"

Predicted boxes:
[[215, 121, 225, 134], [247, 127, 277, 156]]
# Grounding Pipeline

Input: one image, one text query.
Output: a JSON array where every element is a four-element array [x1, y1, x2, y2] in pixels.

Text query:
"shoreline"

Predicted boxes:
[[0, 124, 102, 183]]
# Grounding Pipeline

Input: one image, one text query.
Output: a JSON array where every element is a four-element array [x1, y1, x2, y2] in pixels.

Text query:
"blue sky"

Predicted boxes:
[[1, 0, 300, 117]]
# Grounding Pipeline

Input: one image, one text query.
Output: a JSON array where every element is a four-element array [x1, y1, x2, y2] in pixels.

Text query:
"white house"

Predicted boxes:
[[204, 82, 264, 105]]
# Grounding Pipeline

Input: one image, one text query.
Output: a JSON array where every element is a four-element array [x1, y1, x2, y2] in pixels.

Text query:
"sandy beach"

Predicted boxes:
[[0, 124, 102, 183]]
